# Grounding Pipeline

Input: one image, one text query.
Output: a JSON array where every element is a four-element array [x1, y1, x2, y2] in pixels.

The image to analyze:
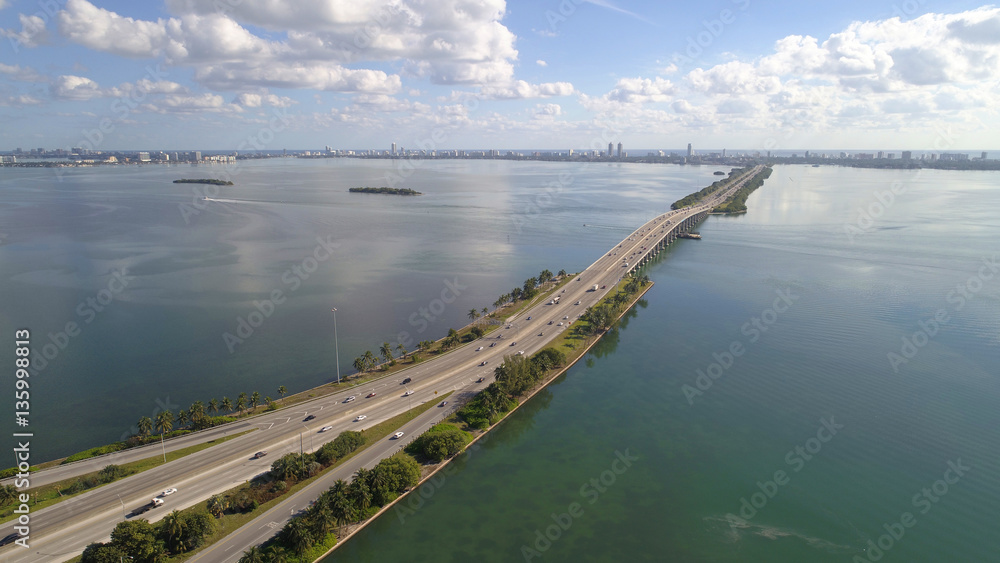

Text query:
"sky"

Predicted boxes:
[[0, 0, 998, 152]]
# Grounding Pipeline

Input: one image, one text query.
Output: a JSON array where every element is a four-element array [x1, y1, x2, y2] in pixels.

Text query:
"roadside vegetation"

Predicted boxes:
[[671, 166, 760, 209], [712, 166, 773, 214]]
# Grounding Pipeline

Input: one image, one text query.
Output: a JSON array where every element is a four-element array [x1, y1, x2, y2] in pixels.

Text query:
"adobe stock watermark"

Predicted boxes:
[[394, 432, 499, 523], [3, 0, 66, 54], [887, 254, 998, 373], [682, 287, 799, 404], [520, 449, 639, 561], [852, 458, 970, 562], [29, 268, 133, 375], [671, 0, 751, 70], [222, 236, 340, 353], [390, 277, 469, 353], [726, 417, 843, 526]]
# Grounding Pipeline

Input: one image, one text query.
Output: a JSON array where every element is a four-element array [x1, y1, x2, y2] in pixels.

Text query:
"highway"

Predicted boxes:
[[0, 165, 762, 562]]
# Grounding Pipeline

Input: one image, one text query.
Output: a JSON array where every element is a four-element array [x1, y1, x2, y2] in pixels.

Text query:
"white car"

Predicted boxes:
[[404, 390, 414, 396], [354, 415, 366, 422], [517, 350, 524, 355], [558, 322, 564, 326], [344, 396, 356, 403], [160, 488, 177, 497], [476, 346, 483, 351], [319, 425, 333, 432], [575, 301, 581, 305], [392, 431, 404, 439]]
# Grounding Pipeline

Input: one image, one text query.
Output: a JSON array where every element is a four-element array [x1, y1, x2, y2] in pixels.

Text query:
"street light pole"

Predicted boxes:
[[117, 493, 125, 521], [331, 308, 341, 384]]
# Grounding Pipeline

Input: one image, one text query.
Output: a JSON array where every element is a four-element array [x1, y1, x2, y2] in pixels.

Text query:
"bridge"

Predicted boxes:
[[0, 165, 764, 563]]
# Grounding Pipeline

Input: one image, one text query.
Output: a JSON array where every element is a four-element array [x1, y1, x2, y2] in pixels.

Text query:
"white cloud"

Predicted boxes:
[[0, 94, 42, 106], [606, 77, 675, 103], [479, 80, 575, 100], [52, 75, 103, 100], [234, 92, 296, 108], [533, 103, 561, 118], [1, 13, 49, 49], [536, 60, 547, 67]]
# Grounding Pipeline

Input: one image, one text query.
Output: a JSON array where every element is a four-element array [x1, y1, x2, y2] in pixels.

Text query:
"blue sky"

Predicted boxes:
[[1, 0, 997, 151]]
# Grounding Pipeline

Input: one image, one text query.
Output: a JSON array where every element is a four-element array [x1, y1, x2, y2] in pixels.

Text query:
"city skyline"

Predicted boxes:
[[1, 1, 999, 150]]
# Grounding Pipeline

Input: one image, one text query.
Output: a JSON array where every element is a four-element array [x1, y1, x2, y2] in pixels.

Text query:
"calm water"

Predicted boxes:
[[0, 159, 719, 460], [325, 166, 1000, 562], [2, 162, 998, 562]]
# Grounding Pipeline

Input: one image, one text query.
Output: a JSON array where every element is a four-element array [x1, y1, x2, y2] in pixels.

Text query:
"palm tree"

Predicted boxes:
[[379, 342, 393, 365], [468, 309, 479, 322], [558, 269, 567, 277], [236, 392, 247, 415], [396, 343, 407, 361], [278, 385, 287, 399], [208, 398, 219, 415], [481, 306, 488, 317], [262, 545, 287, 563], [189, 401, 206, 424], [137, 416, 153, 439], [362, 350, 376, 371], [353, 357, 365, 374], [176, 409, 189, 428], [493, 298, 503, 310], [238, 546, 264, 563], [351, 468, 373, 514], [310, 503, 336, 538], [0, 484, 18, 507], [281, 518, 314, 556], [250, 391, 260, 411], [207, 494, 227, 518], [264, 396, 272, 407], [539, 269, 552, 282], [161, 510, 186, 553], [221, 396, 233, 414], [155, 410, 173, 436], [329, 480, 356, 530]]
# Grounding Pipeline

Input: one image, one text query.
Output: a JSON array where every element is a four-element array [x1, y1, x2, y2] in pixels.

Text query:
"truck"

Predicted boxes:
[[128, 497, 164, 518], [592, 284, 599, 291]]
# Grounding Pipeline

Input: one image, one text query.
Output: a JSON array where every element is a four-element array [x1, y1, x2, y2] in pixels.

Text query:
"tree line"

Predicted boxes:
[[712, 166, 773, 214], [458, 347, 567, 429]]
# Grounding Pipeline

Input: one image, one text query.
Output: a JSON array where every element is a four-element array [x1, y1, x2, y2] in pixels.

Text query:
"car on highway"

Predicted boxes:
[[517, 350, 524, 355], [489, 342, 496, 347], [538, 332, 544, 336], [344, 396, 356, 403], [564, 316, 570, 319], [402, 377, 411, 384], [355, 415, 367, 422], [601, 285, 606, 289], [366, 392, 377, 398], [548, 320, 553, 325], [510, 341, 516, 346], [558, 322, 564, 326], [252, 451, 268, 459], [440, 401, 448, 407], [479, 360, 488, 366], [526, 316, 532, 320], [575, 301, 581, 305], [477, 377, 485, 383], [319, 426, 334, 432], [0, 533, 19, 547], [160, 488, 177, 497], [303, 414, 316, 422], [476, 346, 483, 351], [404, 390, 414, 396], [392, 432, 404, 439]]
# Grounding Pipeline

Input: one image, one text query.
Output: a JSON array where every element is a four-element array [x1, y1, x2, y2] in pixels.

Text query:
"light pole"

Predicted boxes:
[[300, 423, 313, 452], [117, 493, 126, 521], [331, 308, 341, 384]]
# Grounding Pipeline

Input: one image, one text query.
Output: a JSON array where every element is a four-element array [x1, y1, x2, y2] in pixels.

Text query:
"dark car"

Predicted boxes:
[[252, 450, 268, 459], [402, 377, 412, 384], [0, 533, 20, 547], [303, 414, 316, 422], [477, 377, 485, 383]]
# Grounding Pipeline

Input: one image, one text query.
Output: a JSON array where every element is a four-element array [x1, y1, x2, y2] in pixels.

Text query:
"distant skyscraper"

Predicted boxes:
[[608, 142, 613, 157], [722, 148, 727, 157], [901, 151, 912, 160], [391, 142, 396, 155], [617, 142, 623, 158], [687, 143, 693, 157], [982, 151, 988, 160]]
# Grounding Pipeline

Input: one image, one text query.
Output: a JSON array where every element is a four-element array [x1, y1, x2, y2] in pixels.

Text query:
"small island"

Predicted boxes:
[[174, 179, 233, 186], [349, 186, 422, 195]]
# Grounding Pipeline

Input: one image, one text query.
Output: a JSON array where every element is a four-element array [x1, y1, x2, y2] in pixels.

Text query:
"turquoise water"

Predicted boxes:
[[325, 165, 1000, 562]]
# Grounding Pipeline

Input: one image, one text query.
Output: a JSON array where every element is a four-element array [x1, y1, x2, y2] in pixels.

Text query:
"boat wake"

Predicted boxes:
[[704, 515, 854, 553]]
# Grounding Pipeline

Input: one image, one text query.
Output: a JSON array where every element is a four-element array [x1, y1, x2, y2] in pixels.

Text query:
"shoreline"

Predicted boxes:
[[313, 280, 655, 561]]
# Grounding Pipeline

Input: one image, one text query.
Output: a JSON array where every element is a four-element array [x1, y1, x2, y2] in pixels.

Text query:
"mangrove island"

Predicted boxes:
[[349, 186, 422, 195]]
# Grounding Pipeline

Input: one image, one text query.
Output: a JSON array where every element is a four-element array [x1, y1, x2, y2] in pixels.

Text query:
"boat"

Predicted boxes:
[[678, 232, 702, 240]]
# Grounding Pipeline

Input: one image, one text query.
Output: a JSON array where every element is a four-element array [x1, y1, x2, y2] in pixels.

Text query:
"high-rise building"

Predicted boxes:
[[687, 143, 693, 157], [391, 142, 396, 155], [608, 142, 613, 158], [617, 142, 623, 158], [982, 151, 988, 160], [901, 151, 912, 160]]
